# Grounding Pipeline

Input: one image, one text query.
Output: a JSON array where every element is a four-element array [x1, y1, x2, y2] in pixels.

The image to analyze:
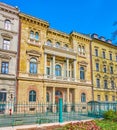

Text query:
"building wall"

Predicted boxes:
[[17, 13, 92, 108], [91, 36, 117, 102], [0, 2, 19, 104]]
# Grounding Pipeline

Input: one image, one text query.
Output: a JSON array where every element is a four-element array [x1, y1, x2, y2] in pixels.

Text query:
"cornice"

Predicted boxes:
[[70, 32, 91, 42], [0, 2, 19, 15], [0, 49, 17, 55], [92, 38, 117, 49], [48, 28, 69, 39], [19, 13, 49, 28], [0, 28, 18, 35]]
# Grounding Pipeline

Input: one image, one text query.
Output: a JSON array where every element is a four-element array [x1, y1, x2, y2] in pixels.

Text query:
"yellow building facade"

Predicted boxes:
[[17, 13, 92, 112], [91, 34, 117, 102]]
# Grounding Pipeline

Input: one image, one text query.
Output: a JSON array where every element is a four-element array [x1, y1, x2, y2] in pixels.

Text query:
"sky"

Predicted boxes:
[[1, 0, 117, 43]]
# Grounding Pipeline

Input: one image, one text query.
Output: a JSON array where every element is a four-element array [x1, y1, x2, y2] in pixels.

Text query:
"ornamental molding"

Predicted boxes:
[[26, 50, 41, 57], [0, 54, 11, 59], [78, 61, 88, 66], [1, 33, 13, 39], [95, 73, 101, 78]]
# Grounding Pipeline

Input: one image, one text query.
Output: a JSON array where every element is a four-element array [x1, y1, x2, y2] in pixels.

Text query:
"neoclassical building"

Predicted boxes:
[[91, 34, 117, 102], [17, 13, 92, 112], [0, 2, 19, 112]]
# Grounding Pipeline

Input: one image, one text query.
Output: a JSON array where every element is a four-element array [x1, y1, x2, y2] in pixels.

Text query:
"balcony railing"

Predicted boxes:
[[44, 42, 75, 53], [44, 75, 91, 83]]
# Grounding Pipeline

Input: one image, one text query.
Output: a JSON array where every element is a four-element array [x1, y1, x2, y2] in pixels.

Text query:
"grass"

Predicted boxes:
[[95, 119, 117, 130]]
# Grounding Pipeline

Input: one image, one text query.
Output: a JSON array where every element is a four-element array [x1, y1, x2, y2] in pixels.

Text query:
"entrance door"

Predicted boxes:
[[55, 90, 62, 104]]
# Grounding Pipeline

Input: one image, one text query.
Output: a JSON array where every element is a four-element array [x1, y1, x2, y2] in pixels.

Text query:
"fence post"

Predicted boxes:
[[59, 98, 63, 123]]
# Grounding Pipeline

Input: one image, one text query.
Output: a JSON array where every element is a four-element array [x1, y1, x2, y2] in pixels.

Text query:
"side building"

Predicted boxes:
[[91, 34, 117, 102], [17, 13, 92, 113], [0, 2, 19, 113]]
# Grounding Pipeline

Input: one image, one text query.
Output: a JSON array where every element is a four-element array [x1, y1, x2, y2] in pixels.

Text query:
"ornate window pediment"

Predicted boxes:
[[102, 60, 107, 64], [0, 54, 11, 60], [95, 58, 100, 62], [109, 62, 113, 65], [1, 33, 13, 39], [78, 61, 88, 66], [103, 75, 108, 79], [26, 50, 41, 57], [95, 73, 101, 78]]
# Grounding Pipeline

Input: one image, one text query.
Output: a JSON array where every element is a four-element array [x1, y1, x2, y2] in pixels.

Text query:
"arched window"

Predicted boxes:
[[81, 93, 86, 102], [55, 64, 61, 76], [111, 81, 114, 89], [82, 46, 85, 54], [55, 90, 62, 97], [56, 42, 60, 47], [46, 40, 52, 46], [0, 89, 7, 102], [96, 78, 100, 88], [64, 44, 68, 48], [29, 90, 36, 102], [30, 30, 34, 39], [4, 19, 11, 30], [30, 58, 37, 74], [78, 45, 81, 52], [46, 92, 50, 102], [35, 32, 39, 40], [80, 67, 85, 80]]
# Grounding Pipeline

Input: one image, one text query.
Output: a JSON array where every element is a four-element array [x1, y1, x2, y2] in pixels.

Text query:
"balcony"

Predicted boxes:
[[44, 42, 76, 53], [44, 74, 91, 84]]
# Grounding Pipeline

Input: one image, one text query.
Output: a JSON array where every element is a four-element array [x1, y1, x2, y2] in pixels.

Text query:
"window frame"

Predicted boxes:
[[3, 39, 10, 50], [55, 64, 62, 76], [80, 67, 85, 80], [29, 90, 36, 102], [81, 93, 86, 102], [1, 62, 9, 74], [29, 58, 37, 74], [4, 19, 11, 30]]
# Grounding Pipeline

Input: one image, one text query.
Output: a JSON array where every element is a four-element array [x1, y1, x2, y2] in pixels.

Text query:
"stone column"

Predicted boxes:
[[44, 53, 47, 78], [66, 58, 69, 80], [67, 88, 70, 112], [52, 87, 56, 113], [53, 55, 55, 79], [73, 59, 76, 81], [43, 86, 46, 112]]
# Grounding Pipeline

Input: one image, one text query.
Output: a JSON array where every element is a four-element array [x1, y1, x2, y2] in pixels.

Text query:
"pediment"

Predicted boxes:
[[1, 33, 13, 39], [26, 50, 41, 56], [0, 54, 11, 59], [103, 75, 108, 79], [78, 61, 88, 66], [95, 73, 101, 78]]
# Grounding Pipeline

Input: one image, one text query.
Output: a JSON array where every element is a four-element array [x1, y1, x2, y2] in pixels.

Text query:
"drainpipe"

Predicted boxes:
[[16, 17, 21, 104], [90, 40, 94, 101]]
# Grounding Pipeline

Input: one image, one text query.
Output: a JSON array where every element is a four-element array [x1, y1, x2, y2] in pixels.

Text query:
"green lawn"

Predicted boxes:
[[95, 120, 117, 130]]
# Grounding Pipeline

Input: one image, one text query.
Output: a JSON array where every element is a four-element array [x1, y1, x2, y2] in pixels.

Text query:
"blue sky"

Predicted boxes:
[[1, 0, 117, 43]]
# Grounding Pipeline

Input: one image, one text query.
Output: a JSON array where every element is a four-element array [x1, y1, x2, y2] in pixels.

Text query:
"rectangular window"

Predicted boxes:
[[112, 96, 115, 101], [46, 67, 50, 75], [103, 65, 106, 73], [95, 49, 98, 56], [3, 39, 10, 50], [102, 51, 106, 59], [105, 95, 108, 101], [1, 62, 9, 74], [96, 79, 100, 88], [97, 95, 100, 101], [110, 53, 112, 60], [0, 92, 6, 101], [116, 55, 117, 62], [104, 80, 108, 89], [96, 63, 99, 71], [110, 66, 113, 74]]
